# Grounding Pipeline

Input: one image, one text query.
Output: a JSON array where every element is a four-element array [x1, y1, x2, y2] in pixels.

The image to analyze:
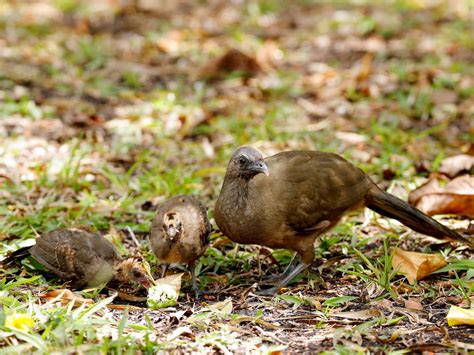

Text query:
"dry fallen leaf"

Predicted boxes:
[[176, 109, 210, 139], [256, 41, 283, 71], [40, 289, 94, 307], [116, 290, 147, 302], [354, 53, 373, 83], [447, 306, 474, 326], [392, 248, 447, 284], [409, 175, 474, 217], [147, 273, 183, 309], [404, 298, 423, 311], [201, 49, 261, 79], [156, 30, 183, 54], [431, 89, 458, 105], [167, 326, 195, 341], [335, 131, 367, 145], [374, 299, 393, 310], [40, 289, 122, 315], [438, 154, 474, 178], [332, 309, 382, 320], [206, 298, 233, 314]]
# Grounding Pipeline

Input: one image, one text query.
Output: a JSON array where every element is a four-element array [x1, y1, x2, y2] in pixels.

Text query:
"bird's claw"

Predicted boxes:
[[261, 274, 281, 284], [192, 288, 212, 300], [256, 286, 280, 296]]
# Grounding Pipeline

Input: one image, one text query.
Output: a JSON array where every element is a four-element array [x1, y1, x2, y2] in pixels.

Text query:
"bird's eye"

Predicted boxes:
[[239, 156, 247, 165], [132, 269, 142, 278]]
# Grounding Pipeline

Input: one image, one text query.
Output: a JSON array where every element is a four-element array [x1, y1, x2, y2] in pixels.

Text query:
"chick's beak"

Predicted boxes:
[[167, 225, 178, 240], [139, 277, 152, 289], [250, 160, 269, 176]]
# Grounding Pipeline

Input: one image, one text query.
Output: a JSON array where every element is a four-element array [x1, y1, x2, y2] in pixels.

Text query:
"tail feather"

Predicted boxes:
[[1, 246, 32, 267], [366, 184, 473, 249]]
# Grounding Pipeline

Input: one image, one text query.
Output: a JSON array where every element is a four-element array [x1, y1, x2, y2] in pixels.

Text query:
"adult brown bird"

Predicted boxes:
[[214, 146, 473, 295], [150, 195, 212, 295], [1, 228, 153, 289]]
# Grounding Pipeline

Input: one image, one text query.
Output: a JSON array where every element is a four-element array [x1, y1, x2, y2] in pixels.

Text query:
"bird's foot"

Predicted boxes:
[[256, 285, 280, 296], [192, 288, 212, 300], [259, 274, 286, 287], [261, 274, 281, 283]]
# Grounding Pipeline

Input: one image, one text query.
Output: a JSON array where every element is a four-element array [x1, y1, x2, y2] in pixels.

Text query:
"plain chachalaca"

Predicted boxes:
[[214, 147, 473, 295], [1, 228, 153, 289], [150, 195, 212, 295]]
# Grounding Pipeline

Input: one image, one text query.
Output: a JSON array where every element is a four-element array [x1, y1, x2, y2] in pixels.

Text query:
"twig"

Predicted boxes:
[[127, 226, 142, 249]]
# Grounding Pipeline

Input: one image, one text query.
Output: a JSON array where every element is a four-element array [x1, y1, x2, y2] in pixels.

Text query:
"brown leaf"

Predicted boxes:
[[409, 175, 474, 217], [335, 131, 367, 145], [201, 49, 261, 79], [256, 41, 283, 71], [404, 298, 423, 311], [382, 168, 396, 180], [166, 326, 195, 341], [438, 154, 474, 178], [374, 299, 393, 310], [156, 30, 183, 54], [431, 89, 458, 105], [332, 309, 382, 320], [176, 109, 210, 139], [40, 289, 94, 307], [116, 290, 147, 302], [147, 273, 183, 309], [354, 53, 373, 83], [392, 248, 447, 284]]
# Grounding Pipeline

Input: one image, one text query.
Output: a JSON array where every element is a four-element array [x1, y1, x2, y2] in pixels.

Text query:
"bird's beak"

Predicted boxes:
[[250, 160, 269, 177], [167, 226, 177, 240], [139, 277, 153, 289]]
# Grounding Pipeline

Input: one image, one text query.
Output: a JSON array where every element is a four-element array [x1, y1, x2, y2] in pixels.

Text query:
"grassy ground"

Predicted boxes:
[[0, 0, 473, 353]]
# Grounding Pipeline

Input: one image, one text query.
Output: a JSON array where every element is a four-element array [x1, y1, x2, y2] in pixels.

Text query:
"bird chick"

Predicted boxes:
[[114, 257, 153, 289], [150, 195, 211, 295], [215, 146, 473, 295], [2, 228, 152, 290]]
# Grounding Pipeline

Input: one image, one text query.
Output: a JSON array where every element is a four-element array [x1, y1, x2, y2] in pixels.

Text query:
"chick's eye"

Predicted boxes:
[[239, 156, 247, 165], [132, 270, 142, 278]]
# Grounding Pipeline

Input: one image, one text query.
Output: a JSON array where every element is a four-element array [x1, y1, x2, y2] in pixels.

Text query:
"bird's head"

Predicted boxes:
[[162, 211, 183, 242], [116, 258, 153, 289], [227, 146, 269, 180]]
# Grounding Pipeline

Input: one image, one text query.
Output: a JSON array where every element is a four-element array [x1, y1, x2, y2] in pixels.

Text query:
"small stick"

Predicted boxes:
[[127, 226, 142, 249]]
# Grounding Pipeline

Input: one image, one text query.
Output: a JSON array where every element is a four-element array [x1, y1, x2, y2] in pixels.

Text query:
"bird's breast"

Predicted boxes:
[[86, 263, 115, 287], [215, 190, 268, 245]]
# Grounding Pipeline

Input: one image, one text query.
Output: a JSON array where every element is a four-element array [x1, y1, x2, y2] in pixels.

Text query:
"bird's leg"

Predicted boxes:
[[190, 263, 199, 294], [264, 253, 300, 283], [190, 263, 213, 299], [160, 264, 169, 279], [257, 261, 311, 296], [190, 263, 209, 299]]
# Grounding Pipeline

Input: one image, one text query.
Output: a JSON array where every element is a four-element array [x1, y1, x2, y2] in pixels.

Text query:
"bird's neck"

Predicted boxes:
[[216, 175, 263, 244], [221, 176, 251, 209]]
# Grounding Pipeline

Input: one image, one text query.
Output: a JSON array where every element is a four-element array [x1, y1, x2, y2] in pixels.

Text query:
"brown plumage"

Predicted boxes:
[[1, 228, 152, 289], [150, 195, 212, 294], [215, 147, 473, 295]]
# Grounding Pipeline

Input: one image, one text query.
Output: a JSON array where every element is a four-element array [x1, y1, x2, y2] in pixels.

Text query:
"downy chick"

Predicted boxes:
[[150, 195, 211, 295], [2, 228, 152, 289]]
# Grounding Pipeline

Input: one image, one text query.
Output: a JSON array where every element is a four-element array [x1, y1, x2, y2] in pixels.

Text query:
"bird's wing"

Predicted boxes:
[[179, 196, 211, 249], [30, 229, 118, 285], [194, 199, 212, 246], [264, 151, 369, 234]]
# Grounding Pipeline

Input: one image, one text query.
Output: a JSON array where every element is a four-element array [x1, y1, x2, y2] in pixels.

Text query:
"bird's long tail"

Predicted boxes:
[[1, 246, 32, 267], [365, 182, 473, 248]]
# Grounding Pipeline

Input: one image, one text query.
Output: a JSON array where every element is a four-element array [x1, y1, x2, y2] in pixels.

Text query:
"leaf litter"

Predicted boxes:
[[0, 0, 473, 353]]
